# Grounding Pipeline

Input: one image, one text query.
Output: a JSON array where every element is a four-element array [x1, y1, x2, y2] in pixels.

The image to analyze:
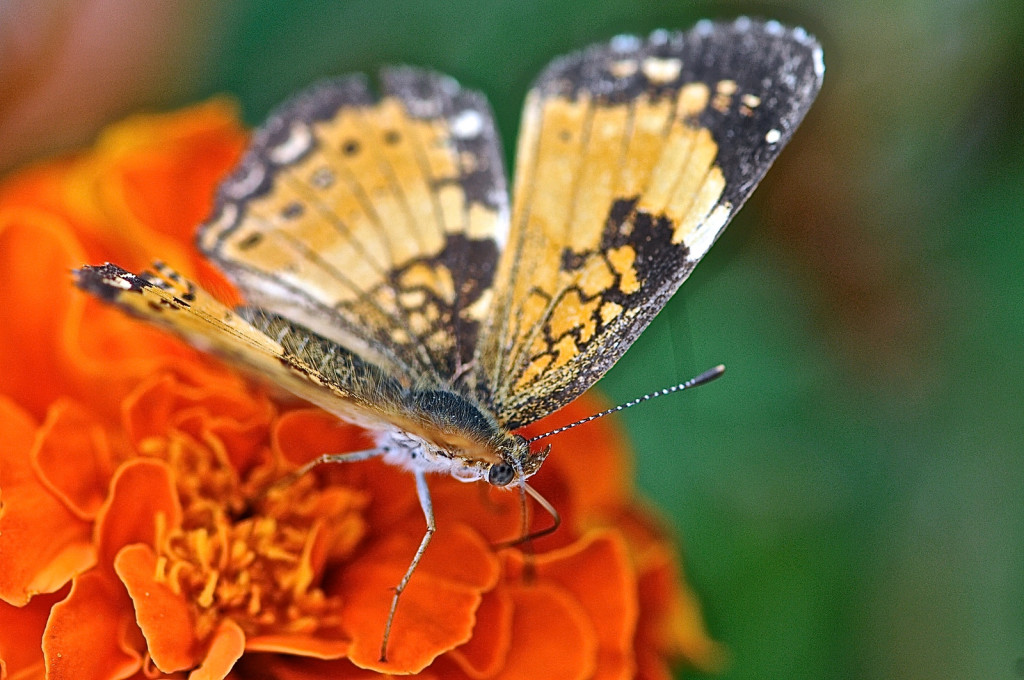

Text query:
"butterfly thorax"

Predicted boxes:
[[382, 389, 547, 486]]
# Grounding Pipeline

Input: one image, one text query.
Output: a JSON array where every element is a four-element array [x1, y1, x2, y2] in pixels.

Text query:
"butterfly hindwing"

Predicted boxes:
[[477, 19, 824, 428], [197, 70, 509, 388]]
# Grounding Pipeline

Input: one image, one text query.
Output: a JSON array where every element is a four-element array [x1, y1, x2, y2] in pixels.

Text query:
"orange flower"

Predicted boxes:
[[0, 102, 721, 679]]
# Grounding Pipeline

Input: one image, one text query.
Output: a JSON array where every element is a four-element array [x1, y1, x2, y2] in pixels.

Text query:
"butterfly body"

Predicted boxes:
[[75, 18, 823, 663]]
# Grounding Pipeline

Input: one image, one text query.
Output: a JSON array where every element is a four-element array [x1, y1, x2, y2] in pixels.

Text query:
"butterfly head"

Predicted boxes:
[[486, 434, 551, 487]]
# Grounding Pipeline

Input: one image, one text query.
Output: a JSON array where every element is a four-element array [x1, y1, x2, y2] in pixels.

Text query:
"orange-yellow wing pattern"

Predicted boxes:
[[197, 70, 509, 388], [478, 20, 823, 428]]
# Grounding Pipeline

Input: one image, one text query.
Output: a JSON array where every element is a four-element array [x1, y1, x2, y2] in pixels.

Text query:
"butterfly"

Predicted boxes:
[[75, 17, 823, 663]]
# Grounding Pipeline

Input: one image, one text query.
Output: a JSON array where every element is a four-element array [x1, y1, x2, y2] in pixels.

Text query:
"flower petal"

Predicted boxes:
[[492, 583, 597, 680], [0, 210, 85, 417], [0, 397, 94, 605], [95, 458, 182, 568], [521, 394, 633, 511], [42, 570, 142, 680], [33, 399, 113, 520], [446, 587, 514, 679], [635, 542, 723, 678], [430, 476, 525, 547], [190, 618, 246, 680], [527, 530, 639, 680], [231, 654, 397, 680], [107, 101, 246, 250], [114, 543, 202, 673], [243, 632, 349, 659], [0, 584, 68, 679], [337, 522, 499, 673], [272, 408, 374, 469]]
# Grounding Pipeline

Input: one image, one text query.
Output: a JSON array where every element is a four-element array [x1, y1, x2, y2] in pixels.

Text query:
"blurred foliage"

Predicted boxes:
[[6, 0, 1022, 677]]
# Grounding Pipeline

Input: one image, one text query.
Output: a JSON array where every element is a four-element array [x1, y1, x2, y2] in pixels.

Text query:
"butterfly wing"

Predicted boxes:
[[477, 19, 824, 428], [197, 70, 509, 387], [73, 263, 410, 429]]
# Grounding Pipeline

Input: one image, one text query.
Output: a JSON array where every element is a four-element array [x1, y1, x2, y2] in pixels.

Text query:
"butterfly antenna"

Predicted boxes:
[[526, 364, 725, 444]]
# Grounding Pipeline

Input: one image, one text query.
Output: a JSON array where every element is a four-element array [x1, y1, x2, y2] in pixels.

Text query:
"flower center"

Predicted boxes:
[[146, 432, 368, 640]]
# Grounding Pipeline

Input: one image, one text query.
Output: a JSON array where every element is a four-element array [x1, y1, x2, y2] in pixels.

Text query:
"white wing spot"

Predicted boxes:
[[108, 275, 133, 290], [812, 46, 826, 79], [687, 203, 732, 260], [268, 124, 313, 165], [765, 128, 782, 144], [451, 109, 483, 139], [641, 57, 682, 84]]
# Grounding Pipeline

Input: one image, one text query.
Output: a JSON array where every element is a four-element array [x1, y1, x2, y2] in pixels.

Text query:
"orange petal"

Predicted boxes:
[[42, 570, 142, 680], [304, 456, 418, 532], [121, 367, 277, 476], [492, 583, 597, 680], [0, 210, 85, 417], [189, 618, 246, 680], [527, 530, 639, 680], [114, 543, 202, 673], [272, 408, 374, 468], [430, 474, 526, 547], [64, 293, 196, 420], [61, 101, 244, 275], [0, 397, 94, 605], [95, 458, 182, 567], [0, 584, 68, 679], [110, 101, 245, 249], [244, 632, 349, 658], [447, 587, 514, 679], [337, 522, 499, 673], [635, 542, 723, 676], [33, 399, 113, 520]]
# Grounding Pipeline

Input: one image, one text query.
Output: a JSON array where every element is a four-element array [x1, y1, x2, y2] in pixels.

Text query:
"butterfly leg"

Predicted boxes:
[[380, 468, 434, 662], [294, 448, 383, 476], [271, 448, 383, 492]]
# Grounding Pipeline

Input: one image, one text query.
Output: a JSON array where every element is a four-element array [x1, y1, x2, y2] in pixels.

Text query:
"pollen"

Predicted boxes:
[[151, 436, 369, 640]]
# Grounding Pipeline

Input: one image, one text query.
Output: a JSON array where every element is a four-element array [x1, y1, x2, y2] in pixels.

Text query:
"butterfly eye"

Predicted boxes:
[[487, 462, 515, 487]]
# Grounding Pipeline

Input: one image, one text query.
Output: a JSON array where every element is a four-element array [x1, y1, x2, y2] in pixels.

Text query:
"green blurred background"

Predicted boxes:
[[2, 1, 1021, 678]]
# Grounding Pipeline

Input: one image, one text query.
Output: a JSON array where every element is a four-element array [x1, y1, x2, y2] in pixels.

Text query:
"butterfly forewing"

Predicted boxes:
[[478, 20, 824, 428], [72, 263, 409, 431], [197, 71, 509, 387]]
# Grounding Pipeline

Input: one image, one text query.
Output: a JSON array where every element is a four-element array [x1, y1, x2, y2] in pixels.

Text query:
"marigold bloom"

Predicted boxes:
[[0, 102, 721, 679]]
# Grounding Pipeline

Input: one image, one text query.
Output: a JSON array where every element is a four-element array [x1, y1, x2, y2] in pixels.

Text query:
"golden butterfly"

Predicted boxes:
[[76, 17, 823, 663]]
